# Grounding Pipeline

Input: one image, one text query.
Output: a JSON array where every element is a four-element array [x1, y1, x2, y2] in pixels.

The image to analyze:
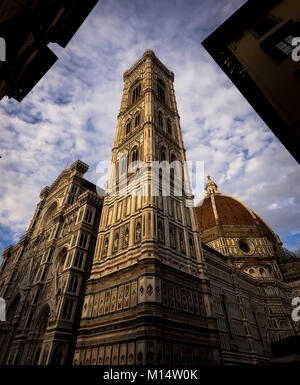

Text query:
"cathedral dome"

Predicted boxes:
[[197, 194, 256, 230], [195, 175, 280, 259]]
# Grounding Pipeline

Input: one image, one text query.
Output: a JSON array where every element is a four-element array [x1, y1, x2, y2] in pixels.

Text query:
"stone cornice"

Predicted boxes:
[[77, 190, 103, 207]]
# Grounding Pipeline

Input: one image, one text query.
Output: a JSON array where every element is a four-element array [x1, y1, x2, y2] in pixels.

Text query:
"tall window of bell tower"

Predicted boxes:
[[134, 113, 140, 127], [126, 120, 131, 134], [132, 83, 141, 104], [157, 79, 166, 103]]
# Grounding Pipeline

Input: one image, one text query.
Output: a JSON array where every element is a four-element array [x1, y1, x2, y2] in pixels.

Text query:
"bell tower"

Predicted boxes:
[[74, 50, 221, 365]]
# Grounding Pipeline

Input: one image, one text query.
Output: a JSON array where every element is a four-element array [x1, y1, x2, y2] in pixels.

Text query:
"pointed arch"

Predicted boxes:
[[131, 146, 139, 163], [42, 201, 58, 227], [160, 146, 167, 162], [125, 119, 131, 134], [130, 78, 142, 105], [134, 112, 140, 127], [157, 79, 166, 103], [34, 304, 50, 333]]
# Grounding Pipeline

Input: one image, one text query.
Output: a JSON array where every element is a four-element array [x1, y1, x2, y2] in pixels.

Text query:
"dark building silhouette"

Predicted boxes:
[[0, 0, 99, 102], [202, 0, 300, 164]]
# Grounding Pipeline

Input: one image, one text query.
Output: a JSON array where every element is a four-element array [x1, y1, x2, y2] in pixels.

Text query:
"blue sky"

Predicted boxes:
[[0, 0, 300, 258]]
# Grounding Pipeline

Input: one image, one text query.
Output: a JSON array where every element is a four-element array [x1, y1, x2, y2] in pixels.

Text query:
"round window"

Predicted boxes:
[[239, 241, 250, 253]]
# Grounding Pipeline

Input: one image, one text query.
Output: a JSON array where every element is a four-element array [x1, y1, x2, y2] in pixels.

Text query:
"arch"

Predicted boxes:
[[131, 146, 139, 163], [134, 112, 140, 127], [160, 146, 167, 162], [42, 202, 58, 227], [34, 305, 50, 333], [125, 119, 131, 135], [170, 153, 177, 163], [157, 79, 166, 103], [267, 286, 275, 296], [130, 80, 142, 104], [55, 247, 68, 275], [31, 305, 50, 365]]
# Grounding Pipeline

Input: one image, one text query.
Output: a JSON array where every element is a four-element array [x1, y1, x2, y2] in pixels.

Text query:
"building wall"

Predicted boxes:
[[204, 245, 299, 364], [228, 0, 300, 127], [0, 160, 103, 365]]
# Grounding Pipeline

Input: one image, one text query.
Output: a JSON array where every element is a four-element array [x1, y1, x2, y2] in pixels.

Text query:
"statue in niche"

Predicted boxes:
[[124, 228, 129, 248], [114, 233, 119, 251], [136, 222, 141, 242], [103, 238, 108, 256]]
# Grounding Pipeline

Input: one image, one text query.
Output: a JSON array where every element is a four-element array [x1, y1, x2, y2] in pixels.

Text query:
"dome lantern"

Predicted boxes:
[[205, 174, 220, 196]]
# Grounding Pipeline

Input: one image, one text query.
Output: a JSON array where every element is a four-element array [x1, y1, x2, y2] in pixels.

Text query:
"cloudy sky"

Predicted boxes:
[[1, 0, 300, 259]]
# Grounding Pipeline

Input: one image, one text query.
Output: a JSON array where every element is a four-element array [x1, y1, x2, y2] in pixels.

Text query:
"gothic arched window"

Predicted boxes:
[[126, 120, 131, 134], [56, 247, 67, 275], [131, 146, 139, 163], [160, 146, 166, 162], [135, 113, 140, 127], [158, 111, 164, 128], [132, 83, 141, 104], [157, 79, 166, 103]]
